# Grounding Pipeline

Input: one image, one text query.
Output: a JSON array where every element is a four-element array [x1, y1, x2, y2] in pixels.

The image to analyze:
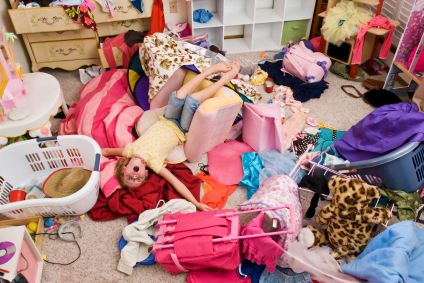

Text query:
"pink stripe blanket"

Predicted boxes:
[[60, 69, 143, 198]]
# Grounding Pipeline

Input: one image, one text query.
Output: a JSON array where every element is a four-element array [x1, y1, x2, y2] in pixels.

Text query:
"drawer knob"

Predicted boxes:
[[55, 48, 77, 55], [38, 16, 62, 25], [114, 5, 133, 13]]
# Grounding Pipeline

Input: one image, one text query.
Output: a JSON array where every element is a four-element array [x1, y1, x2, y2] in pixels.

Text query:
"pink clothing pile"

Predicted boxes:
[[241, 213, 285, 273], [351, 15, 395, 65]]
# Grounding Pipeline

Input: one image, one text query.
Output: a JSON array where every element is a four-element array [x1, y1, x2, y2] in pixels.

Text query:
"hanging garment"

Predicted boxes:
[[87, 163, 200, 224], [242, 213, 285, 273], [351, 15, 395, 65], [124, 30, 148, 47], [103, 33, 139, 69], [341, 221, 424, 283], [93, 0, 115, 12], [118, 199, 196, 275], [139, 33, 211, 100], [130, 0, 144, 13], [62, 4, 97, 31], [259, 61, 328, 103], [379, 189, 423, 222], [197, 172, 238, 209], [146, 0, 165, 36], [298, 175, 330, 218], [333, 103, 424, 162], [208, 140, 255, 185]]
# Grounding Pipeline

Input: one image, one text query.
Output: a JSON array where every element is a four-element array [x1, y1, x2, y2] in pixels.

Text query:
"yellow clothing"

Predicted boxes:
[[123, 117, 186, 173]]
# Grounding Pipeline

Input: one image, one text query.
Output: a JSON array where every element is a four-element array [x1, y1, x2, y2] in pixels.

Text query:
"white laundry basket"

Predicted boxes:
[[0, 135, 101, 218]]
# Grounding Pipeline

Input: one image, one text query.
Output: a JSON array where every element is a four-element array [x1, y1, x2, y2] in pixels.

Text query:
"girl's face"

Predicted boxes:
[[122, 156, 148, 187]]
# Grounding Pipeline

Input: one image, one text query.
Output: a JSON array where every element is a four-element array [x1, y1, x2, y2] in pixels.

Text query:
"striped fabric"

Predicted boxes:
[[60, 69, 144, 198]]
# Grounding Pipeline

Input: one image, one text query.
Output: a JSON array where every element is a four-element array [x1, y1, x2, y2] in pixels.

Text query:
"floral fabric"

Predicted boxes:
[[62, 4, 97, 31], [139, 33, 211, 101], [238, 175, 303, 250]]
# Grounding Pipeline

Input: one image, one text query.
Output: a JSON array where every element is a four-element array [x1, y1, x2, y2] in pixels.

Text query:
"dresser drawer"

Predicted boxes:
[[31, 39, 99, 63], [98, 46, 123, 68], [97, 18, 150, 37], [8, 7, 85, 34], [27, 29, 96, 43], [92, 0, 153, 23]]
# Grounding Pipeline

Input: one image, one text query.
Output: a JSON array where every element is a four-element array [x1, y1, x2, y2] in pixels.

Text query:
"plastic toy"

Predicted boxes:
[[26, 222, 38, 234], [0, 25, 25, 110]]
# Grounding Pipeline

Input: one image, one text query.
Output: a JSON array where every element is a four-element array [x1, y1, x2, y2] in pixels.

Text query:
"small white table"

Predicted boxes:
[[0, 72, 67, 145]]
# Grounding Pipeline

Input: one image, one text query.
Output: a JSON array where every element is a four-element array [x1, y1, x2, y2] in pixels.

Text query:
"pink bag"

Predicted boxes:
[[282, 41, 331, 83], [242, 103, 285, 153], [151, 206, 295, 275]]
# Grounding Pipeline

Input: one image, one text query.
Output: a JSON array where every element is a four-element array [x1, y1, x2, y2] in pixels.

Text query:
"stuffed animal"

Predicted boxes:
[[306, 175, 392, 260]]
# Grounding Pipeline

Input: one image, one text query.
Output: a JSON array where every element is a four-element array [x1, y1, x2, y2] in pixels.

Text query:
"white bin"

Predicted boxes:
[[0, 135, 101, 218]]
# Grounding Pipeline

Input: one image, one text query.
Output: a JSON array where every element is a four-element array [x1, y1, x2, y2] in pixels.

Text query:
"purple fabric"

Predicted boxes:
[[134, 76, 150, 110], [334, 103, 424, 162], [133, 65, 198, 110]]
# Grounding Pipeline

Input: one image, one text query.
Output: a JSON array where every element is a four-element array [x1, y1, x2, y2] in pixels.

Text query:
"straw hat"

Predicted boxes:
[[43, 167, 91, 198]]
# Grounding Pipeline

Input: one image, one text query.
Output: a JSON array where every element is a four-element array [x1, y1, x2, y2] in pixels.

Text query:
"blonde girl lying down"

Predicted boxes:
[[102, 60, 240, 211]]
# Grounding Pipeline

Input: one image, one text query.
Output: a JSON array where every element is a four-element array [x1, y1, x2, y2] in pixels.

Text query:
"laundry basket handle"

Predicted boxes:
[[36, 136, 58, 142]]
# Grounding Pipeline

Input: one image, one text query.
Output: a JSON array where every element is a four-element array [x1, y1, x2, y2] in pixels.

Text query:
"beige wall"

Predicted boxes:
[[0, 1, 31, 73]]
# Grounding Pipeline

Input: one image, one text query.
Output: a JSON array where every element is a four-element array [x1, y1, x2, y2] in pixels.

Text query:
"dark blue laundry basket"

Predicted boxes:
[[312, 142, 424, 193]]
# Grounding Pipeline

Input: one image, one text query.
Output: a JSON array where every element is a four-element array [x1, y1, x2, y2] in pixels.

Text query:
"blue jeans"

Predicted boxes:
[[259, 267, 312, 283], [164, 91, 201, 134]]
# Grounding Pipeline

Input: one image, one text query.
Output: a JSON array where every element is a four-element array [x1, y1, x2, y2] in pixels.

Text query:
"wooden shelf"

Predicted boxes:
[[352, 0, 380, 6], [393, 61, 423, 85]]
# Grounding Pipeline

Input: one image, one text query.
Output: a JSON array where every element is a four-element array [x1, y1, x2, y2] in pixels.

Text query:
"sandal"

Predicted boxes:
[[341, 85, 370, 105]]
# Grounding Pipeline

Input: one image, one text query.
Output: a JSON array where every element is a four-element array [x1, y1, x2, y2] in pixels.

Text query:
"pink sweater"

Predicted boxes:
[[351, 15, 395, 65]]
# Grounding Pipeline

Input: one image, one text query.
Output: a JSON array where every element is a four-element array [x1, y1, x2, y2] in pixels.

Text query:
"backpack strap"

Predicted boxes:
[[170, 253, 189, 272]]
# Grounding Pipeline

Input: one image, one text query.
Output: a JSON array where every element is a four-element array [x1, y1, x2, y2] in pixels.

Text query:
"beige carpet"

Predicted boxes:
[[32, 51, 419, 283]]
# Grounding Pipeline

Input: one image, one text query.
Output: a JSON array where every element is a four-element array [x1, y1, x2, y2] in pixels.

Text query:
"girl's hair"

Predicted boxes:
[[115, 157, 150, 188], [115, 157, 131, 188]]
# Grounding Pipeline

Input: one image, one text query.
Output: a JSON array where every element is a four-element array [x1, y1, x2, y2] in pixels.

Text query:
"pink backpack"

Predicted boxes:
[[151, 206, 295, 275], [282, 41, 331, 83]]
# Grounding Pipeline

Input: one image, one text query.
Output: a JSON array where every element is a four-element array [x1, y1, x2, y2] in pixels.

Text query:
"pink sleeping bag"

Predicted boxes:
[[282, 41, 331, 83]]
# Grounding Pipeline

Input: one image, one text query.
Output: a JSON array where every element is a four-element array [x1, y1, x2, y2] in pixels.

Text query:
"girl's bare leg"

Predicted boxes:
[[191, 60, 240, 103], [176, 62, 232, 99]]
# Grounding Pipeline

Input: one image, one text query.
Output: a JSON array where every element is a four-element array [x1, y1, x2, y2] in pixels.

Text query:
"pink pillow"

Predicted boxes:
[[208, 140, 254, 185], [408, 46, 424, 73]]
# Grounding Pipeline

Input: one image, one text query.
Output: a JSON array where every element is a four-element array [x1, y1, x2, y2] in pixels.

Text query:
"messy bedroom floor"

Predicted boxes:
[[18, 50, 417, 283]]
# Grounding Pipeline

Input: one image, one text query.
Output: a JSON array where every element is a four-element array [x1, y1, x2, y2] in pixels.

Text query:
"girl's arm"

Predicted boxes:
[[102, 148, 124, 157], [158, 167, 213, 211]]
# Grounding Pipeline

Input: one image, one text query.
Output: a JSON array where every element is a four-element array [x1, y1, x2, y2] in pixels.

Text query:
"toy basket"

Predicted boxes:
[[311, 142, 424, 193], [0, 135, 101, 218]]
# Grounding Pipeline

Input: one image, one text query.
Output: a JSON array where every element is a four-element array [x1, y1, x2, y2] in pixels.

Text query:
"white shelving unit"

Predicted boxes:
[[184, 0, 316, 53]]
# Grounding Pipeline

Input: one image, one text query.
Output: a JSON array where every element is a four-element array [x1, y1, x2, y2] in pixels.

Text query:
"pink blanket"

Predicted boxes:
[[60, 69, 143, 197]]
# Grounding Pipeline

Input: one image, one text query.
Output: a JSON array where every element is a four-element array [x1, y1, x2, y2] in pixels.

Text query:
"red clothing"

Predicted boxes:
[[146, 0, 165, 36], [88, 163, 200, 224], [103, 33, 139, 69], [351, 15, 394, 65]]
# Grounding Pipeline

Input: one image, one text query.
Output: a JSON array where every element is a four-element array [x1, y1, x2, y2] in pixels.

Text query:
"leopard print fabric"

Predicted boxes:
[[309, 175, 392, 260]]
